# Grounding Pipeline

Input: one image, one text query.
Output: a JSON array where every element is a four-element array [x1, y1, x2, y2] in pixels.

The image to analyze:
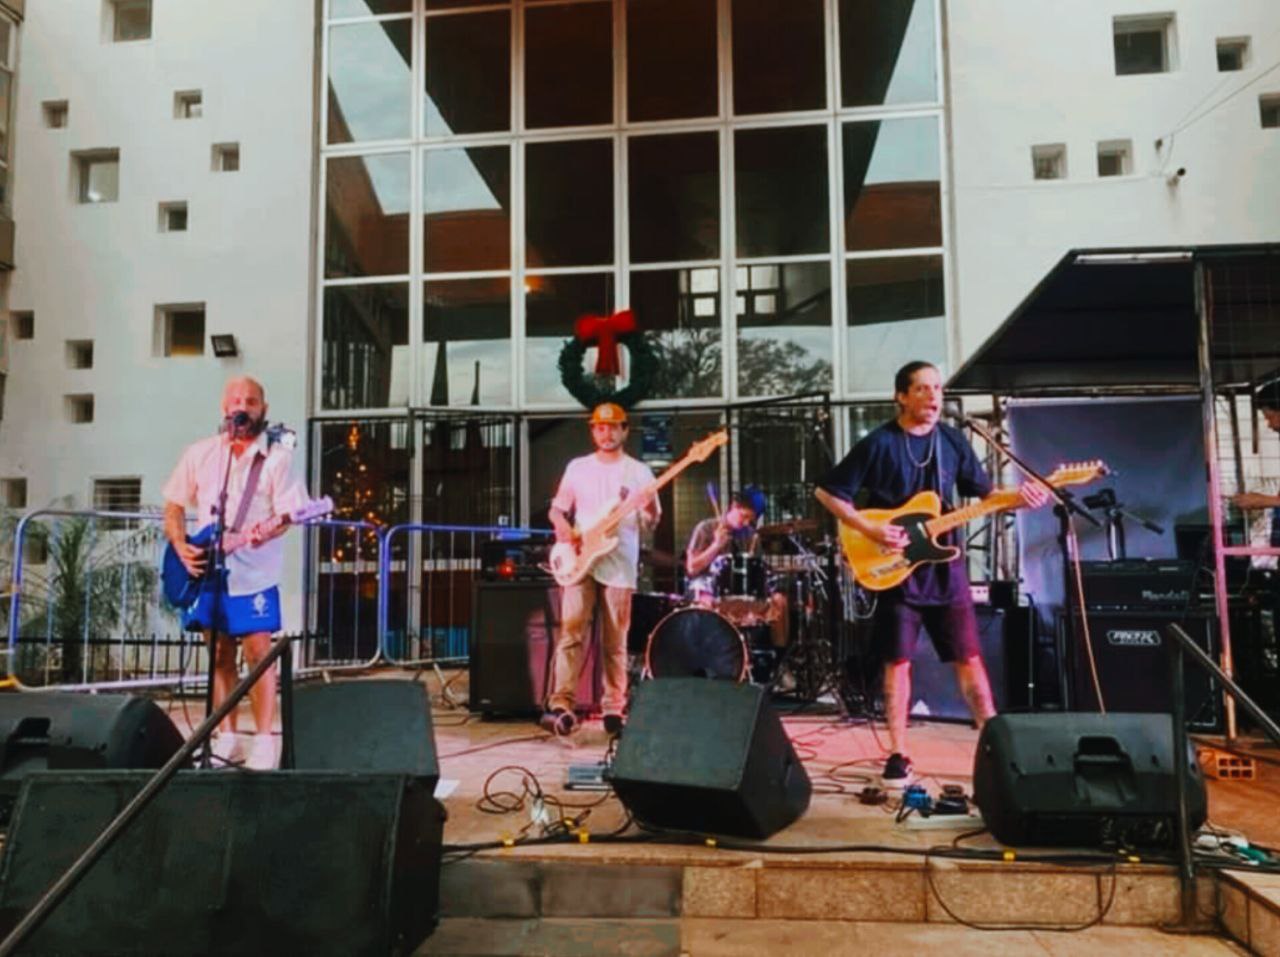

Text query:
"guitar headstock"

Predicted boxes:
[[1044, 460, 1110, 488], [291, 496, 336, 524], [687, 430, 729, 463]]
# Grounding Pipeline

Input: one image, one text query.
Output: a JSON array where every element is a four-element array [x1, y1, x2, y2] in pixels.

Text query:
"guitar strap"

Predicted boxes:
[[229, 450, 266, 533]]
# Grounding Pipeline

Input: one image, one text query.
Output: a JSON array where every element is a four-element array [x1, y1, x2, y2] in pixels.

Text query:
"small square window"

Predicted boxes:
[[1097, 139, 1133, 177], [12, 310, 32, 339], [66, 339, 94, 369], [1217, 37, 1250, 72], [212, 142, 239, 173], [93, 477, 142, 528], [43, 100, 69, 129], [65, 394, 95, 424], [109, 0, 151, 42], [73, 149, 120, 203], [158, 201, 188, 232], [1031, 143, 1067, 180], [154, 303, 206, 356], [0, 477, 26, 509], [1113, 14, 1176, 75], [1261, 94, 1280, 130], [174, 89, 202, 119]]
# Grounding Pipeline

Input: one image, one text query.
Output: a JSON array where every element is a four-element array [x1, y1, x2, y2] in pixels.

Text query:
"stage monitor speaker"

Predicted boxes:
[[0, 771, 444, 956], [611, 678, 811, 839], [908, 606, 1034, 719], [293, 679, 438, 790], [1064, 609, 1221, 731], [469, 582, 600, 716], [973, 713, 1206, 848], [0, 692, 184, 822]]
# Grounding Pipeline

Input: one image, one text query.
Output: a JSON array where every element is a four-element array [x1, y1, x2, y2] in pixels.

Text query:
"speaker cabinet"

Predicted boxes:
[[0, 693, 184, 822], [293, 680, 438, 790], [469, 582, 600, 716], [908, 606, 1034, 720], [0, 771, 444, 956], [1063, 610, 1221, 731], [973, 712, 1206, 848], [611, 678, 811, 839]]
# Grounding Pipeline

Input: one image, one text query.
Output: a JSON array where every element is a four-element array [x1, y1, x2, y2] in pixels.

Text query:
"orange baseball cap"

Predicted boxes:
[[589, 402, 628, 426]]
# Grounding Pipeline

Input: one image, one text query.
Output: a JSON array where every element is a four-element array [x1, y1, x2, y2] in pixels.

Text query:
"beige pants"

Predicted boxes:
[[549, 578, 632, 716]]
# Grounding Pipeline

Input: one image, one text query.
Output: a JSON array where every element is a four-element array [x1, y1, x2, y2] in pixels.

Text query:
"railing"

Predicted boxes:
[[298, 518, 385, 675], [378, 523, 554, 666]]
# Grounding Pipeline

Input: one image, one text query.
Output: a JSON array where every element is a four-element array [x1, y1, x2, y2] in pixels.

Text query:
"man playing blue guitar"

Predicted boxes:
[[163, 377, 309, 769], [815, 361, 1049, 787]]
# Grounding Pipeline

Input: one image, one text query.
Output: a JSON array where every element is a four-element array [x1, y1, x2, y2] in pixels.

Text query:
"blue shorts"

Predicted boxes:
[[182, 583, 281, 636]]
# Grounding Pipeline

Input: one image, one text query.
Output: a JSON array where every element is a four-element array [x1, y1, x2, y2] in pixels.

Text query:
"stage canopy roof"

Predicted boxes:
[[946, 243, 1280, 396]]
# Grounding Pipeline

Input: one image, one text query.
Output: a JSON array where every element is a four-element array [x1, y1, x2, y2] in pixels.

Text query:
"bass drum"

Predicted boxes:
[[643, 608, 748, 683]]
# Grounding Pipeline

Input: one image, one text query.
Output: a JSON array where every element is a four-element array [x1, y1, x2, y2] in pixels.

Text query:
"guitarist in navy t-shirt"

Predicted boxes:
[[815, 361, 1048, 787]]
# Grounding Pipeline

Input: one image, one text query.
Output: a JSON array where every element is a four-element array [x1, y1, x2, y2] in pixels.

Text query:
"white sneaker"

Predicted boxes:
[[245, 734, 278, 771], [210, 732, 242, 767]]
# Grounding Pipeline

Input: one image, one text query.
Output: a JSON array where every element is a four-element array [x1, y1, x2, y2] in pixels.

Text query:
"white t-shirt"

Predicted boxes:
[[162, 431, 309, 596], [551, 452, 658, 589]]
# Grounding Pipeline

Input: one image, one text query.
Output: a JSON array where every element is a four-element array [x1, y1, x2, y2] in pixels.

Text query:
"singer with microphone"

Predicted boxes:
[[814, 361, 1048, 788], [162, 376, 308, 769]]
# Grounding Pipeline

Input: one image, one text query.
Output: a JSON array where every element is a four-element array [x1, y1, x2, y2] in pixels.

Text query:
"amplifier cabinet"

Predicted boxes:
[[1061, 609, 1221, 732]]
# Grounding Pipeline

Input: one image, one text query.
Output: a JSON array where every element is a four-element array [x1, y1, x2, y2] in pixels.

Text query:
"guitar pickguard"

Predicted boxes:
[[895, 512, 960, 565]]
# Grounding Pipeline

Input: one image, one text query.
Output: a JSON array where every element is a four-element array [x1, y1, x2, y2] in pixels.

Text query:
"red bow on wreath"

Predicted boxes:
[[574, 309, 636, 377]]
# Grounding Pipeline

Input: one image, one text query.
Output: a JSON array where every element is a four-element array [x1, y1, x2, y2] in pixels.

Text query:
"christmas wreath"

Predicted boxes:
[[558, 309, 658, 410]]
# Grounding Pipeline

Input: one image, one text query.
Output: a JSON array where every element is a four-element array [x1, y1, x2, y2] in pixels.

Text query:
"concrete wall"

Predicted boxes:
[[946, 0, 1280, 357]]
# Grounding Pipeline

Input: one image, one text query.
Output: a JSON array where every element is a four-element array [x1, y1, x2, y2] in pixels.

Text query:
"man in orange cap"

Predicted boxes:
[[545, 402, 660, 736]]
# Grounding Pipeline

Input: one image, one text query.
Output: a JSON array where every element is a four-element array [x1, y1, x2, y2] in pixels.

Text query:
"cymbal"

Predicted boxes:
[[757, 518, 819, 537]]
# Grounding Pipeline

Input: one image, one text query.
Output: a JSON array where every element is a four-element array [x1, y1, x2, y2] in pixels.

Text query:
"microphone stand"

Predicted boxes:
[[200, 430, 238, 768], [954, 413, 1101, 711]]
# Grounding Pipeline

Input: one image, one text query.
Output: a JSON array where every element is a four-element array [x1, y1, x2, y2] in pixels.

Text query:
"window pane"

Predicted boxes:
[[425, 0, 499, 9], [322, 283, 410, 410], [330, 0, 411, 17], [0, 71, 10, 158], [627, 0, 717, 121], [732, 0, 825, 114], [424, 146, 511, 272], [845, 255, 944, 393], [325, 153, 410, 278], [525, 3, 613, 129], [316, 420, 410, 566], [631, 268, 722, 399], [839, 0, 937, 107], [327, 20, 412, 144], [423, 278, 512, 406], [628, 132, 719, 263], [424, 11, 510, 135], [525, 272, 614, 403], [526, 139, 613, 267], [843, 117, 941, 251], [735, 125, 829, 258], [736, 261, 832, 396]]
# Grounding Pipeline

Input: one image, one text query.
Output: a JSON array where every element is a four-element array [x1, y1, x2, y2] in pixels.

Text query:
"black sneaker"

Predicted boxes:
[[603, 714, 624, 736], [881, 752, 914, 788], [541, 709, 577, 736]]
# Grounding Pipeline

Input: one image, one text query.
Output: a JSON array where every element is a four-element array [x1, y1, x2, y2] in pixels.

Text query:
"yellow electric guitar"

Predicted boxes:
[[548, 430, 729, 587], [841, 461, 1108, 591]]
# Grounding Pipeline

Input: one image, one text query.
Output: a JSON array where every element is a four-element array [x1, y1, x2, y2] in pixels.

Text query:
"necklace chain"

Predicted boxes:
[[903, 429, 936, 469]]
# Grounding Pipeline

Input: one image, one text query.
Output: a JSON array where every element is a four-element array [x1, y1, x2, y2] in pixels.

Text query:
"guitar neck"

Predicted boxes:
[[597, 454, 698, 536], [924, 491, 1022, 538]]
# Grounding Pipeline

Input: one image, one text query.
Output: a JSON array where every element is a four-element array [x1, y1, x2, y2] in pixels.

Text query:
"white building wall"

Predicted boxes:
[[1, 0, 316, 626], [947, 0, 1280, 358]]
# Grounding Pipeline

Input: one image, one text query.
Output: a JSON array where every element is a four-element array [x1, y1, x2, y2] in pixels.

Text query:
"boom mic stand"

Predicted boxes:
[[199, 431, 237, 769], [953, 413, 1101, 710]]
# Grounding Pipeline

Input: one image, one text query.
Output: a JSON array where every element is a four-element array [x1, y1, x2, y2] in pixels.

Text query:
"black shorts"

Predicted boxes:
[[873, 598, 981, 665]]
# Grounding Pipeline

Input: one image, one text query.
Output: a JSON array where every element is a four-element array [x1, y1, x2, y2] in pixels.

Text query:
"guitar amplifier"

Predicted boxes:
[[1079, 559, 1196, 610], [479, 536, 552, 582]]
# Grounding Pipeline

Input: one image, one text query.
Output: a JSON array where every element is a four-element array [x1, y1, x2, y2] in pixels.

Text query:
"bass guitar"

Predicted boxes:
[[162, 496, 334, 607], [548, 431, 728, 587], [840, 462, 1107, 591]]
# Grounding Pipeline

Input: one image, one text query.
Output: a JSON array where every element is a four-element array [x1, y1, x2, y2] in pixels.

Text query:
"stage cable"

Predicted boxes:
[[1067, 519, 1107, 714]]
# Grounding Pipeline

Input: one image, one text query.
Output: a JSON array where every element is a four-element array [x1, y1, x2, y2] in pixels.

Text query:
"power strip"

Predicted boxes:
[[900, 810, 983, 830]]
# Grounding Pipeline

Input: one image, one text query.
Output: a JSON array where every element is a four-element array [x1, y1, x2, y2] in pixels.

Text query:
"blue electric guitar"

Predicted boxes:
[[162, 496, 334, 607]]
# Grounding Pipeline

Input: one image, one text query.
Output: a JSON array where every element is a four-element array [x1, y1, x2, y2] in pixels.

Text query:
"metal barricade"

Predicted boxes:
[[3, 508, 204, 691], [297, 518, 385, 675], [378, 523, 553, 667]]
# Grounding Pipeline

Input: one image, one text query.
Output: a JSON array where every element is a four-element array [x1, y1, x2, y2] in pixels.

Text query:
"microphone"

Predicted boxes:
[[231, 411, 251, 429], [941, 407, 970, 426]]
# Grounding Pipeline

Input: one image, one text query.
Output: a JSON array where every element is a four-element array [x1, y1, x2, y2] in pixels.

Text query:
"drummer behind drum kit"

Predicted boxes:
[[631, 519, 837, 700]]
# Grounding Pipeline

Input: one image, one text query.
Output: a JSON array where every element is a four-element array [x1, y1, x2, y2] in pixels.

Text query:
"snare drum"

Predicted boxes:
[[711, 554, 771, 598], [643, 607, 748, 682]]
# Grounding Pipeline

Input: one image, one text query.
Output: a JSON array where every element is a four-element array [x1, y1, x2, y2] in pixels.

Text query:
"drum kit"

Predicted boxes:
[[630, 519, 842, 701]]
